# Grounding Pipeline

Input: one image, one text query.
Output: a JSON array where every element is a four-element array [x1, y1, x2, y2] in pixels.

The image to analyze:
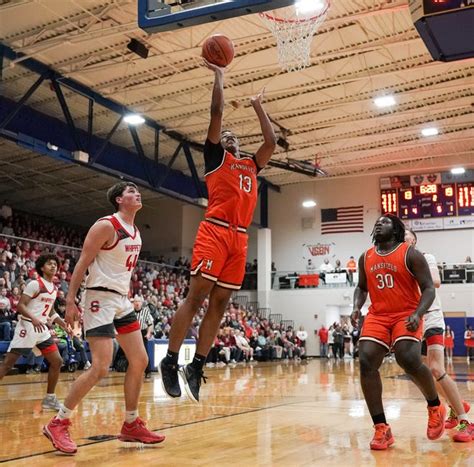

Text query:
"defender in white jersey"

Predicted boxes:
[[0, 254, 69, 410], [405, 229, 473, 442], [44, 182, 165, 455]]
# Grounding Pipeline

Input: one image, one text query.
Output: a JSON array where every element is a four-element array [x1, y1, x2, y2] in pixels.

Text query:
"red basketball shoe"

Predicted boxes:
[[427, 404, 446, 440], [445, 401, 471, 430], [370, 423, 395, 450], [42, 417, 77, 454], [118, 417, 165, 444], [452, 421, 474, 443]]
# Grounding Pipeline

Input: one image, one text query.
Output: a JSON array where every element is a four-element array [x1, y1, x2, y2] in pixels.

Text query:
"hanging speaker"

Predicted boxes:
[[127, 38, 149, 59], [410, 1, 474, 62]]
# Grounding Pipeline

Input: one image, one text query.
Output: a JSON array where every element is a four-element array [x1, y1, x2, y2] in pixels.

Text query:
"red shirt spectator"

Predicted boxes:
[[318, 326, 329, 344]]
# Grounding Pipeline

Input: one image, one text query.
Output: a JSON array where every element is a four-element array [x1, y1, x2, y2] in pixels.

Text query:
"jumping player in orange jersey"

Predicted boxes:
[[0, 254, 68, 411], [160, 58, 276, 403], [351, 214, 446, 450], [405, 228, 473, 442], [43, 182, 165, 454]]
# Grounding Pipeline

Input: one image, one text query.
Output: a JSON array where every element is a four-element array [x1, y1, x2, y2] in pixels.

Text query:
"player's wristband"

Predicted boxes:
[[50, 313, 59, 322]]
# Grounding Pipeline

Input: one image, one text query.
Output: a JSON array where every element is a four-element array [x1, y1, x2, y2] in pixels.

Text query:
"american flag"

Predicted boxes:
[[321, 206, 364, 234]]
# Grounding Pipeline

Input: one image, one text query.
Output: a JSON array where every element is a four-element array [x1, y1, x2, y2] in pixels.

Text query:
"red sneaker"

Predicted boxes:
[[452, 421, 474, 443], [118, 417, 165, 444], [445, 401, 471, 430], [370, 423, 395, 450], [42, 417, 77, 454], [427, 404, 446, 440]]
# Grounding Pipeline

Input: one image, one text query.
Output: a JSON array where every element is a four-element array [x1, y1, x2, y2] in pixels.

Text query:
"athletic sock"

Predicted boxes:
[[57, 405, 73, 420], [45, 393, 55, 398], [372, 413, 387, 425], [190, 354, 207, 372], [457, 413, 468, 422], [164, 350, 179, 366], [427, 397, 441, 407], [125, 410, 139, 424]]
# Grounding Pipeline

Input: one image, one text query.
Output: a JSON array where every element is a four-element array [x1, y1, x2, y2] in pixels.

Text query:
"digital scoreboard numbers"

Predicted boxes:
[[381, 189, 398, 216], [399, 184, 456, 219], [381, 181, 473, 219], [458, 182, 474, 216]]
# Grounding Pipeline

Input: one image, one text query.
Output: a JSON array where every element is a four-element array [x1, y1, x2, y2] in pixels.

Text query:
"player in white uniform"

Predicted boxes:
[[0, 254, 68, 410], [405, 229, 473, 442], [43, 182, 165, 454]]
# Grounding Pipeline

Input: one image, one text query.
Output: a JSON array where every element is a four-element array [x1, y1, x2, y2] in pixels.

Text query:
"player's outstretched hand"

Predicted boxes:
[[405, 313, 421, 332], [65, 301, 80, 328], [350, 309, 360, 328], [202, 58, 225, 74], [251, 87, 266, 107]]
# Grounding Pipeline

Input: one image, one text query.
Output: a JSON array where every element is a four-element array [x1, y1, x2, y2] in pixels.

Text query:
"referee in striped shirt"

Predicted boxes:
[[133, 296, 154, 378]]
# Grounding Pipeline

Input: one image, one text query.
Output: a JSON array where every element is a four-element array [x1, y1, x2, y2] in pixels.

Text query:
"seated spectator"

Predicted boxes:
[[58, 271, 69, 294], [0, 300, 13, 341], [296, 326, 308, 357], [334, 260, 343, 273], [8, 286, 21, 313], [266, 330, 282, 360], [306, 259, 316, 274], [234, 330, 254, 361], [318, 258, 334, 284]]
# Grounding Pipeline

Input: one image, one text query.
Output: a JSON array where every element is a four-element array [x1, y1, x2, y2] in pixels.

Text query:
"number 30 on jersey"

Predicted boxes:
[[375, 273, 394, 289]]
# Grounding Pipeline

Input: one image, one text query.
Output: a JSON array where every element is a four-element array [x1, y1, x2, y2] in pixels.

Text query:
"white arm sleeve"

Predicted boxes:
[[424, 253, 441, 284], [23, 280, 40, 298]]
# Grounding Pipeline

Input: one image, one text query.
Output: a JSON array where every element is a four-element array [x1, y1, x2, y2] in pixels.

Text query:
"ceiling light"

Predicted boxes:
[[421, 127, 439, 137], [374, 95, 396, 108], [451, 167, 465, 175], [302, 200, 316, 208], [124, 114, 145, 125], [295, 0, 324, 15]]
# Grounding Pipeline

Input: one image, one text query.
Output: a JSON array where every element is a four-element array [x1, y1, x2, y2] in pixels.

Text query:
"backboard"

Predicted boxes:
[[138, 0, 296, 33]]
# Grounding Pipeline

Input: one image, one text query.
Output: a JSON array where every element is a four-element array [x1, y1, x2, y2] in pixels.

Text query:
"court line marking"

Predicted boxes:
[[0, 399, 309, 463]]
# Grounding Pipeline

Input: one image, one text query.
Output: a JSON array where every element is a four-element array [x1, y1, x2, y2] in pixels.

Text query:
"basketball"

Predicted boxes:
[[202, 34, 234, 67]]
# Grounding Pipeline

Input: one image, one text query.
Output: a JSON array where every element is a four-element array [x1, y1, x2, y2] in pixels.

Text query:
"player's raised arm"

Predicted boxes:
[[351, 253, 367, 327], [252, 88, 276, 169], [204, 59, 225, 144]]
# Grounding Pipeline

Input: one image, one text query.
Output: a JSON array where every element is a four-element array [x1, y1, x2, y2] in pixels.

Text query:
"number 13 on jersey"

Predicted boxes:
[[239, 174, 252, 193]]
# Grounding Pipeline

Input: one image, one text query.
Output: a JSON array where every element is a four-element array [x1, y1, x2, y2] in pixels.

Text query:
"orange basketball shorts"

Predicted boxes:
[[191, 221, 248, 290], [360, 311, 423, 350]]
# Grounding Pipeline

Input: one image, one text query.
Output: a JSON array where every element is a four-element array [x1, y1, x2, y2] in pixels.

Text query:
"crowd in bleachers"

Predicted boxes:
[[0, 207, 306, 373]]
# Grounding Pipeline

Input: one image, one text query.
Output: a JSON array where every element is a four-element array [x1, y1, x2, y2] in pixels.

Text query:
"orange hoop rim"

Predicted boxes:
[[259, 1, 330, 25]]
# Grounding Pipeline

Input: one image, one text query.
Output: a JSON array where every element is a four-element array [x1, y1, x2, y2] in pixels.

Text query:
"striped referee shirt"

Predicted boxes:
[[136, 306, 154, 331]]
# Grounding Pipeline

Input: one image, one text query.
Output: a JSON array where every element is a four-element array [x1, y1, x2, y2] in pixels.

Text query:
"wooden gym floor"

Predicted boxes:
[[0, 359, 473, 466]]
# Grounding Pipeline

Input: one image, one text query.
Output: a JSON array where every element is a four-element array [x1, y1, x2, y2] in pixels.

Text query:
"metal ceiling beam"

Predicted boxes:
[[0, 43, 278, 225], [0, 72, 46, 130]]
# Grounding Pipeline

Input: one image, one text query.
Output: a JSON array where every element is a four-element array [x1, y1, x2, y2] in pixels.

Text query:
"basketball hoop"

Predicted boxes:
[[260, 1, 330, 72]]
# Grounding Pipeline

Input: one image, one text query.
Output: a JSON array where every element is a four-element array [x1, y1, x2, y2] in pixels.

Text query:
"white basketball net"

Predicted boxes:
[[260, 1, 330, 72]]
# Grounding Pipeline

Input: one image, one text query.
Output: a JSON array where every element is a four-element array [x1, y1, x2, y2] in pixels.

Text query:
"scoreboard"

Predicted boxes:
[[381, 179, 474, 219]]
